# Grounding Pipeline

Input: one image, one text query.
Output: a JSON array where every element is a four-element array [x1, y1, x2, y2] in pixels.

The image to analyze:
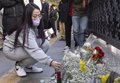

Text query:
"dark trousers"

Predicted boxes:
[[65, 15, 72, 48]]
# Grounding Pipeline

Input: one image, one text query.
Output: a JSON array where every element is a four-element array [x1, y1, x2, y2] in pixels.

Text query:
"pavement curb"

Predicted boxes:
[[0, 69, 20, 83]]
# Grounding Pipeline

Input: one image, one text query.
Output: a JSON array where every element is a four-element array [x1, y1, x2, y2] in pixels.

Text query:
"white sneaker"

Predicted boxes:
[[64, 46, 70, 50], [15, 65, 27, 77], [74, 46, 81, 54], [25, 66, 43, 73], [76, 46, 80, 51]]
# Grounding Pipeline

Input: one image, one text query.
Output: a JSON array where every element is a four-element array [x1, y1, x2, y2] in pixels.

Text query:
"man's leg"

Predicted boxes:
[[79, 16, 88, 46], [65, 15, 72, 48], [72, 16, 80, 47], [61, 22, 65, 39]]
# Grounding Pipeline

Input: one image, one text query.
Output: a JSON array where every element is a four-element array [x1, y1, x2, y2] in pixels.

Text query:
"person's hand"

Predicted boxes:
[[51, 61, 61, 69]]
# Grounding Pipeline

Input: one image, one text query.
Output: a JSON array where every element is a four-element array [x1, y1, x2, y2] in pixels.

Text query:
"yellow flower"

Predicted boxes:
[[99, 74, 109, 83], [79, 59, 88, 73]]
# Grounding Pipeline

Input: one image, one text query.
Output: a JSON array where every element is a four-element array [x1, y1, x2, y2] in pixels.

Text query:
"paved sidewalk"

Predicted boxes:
[[0, 51, 19, 83], [0, 51, 14, 76]]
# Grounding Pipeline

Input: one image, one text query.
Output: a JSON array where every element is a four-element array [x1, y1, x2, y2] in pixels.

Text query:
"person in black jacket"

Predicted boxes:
[[49, 4, 57, 38], [41, 0, 49, 29], [62, 0, 73, 49], [58, 1, 66, 40], [0, 0, 25, 38]]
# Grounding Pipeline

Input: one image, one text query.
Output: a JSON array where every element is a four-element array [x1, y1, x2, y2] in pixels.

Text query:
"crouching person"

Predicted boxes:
[[3, 3, 61, 77]]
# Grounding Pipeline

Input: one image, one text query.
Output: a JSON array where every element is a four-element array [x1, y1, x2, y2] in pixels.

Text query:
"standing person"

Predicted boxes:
[[3, 3, 61, 77], [62, 0, 72, 49], [0, 0, 42, 39], [49, 4, 58, 38], [58, 1, 66, 40], [0, 0, 25, 39], [41, 0, 49, 29], [72, 0, 89, 50]]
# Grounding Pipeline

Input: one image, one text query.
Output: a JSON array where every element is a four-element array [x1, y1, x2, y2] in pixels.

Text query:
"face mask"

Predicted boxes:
[[32, 18, 40, 27]]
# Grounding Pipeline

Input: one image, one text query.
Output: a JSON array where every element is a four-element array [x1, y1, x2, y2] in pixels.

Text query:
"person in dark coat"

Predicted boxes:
[[0, 0, 25, 38], [58, 1, 66, 40], [58, 1, 67, 23], [49, 4, 57, 38], [41, 0, 49, 29], [62, 0, 73, 49]]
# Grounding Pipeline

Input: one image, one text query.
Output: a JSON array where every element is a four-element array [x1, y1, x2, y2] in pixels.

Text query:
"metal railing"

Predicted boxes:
[[88, 0, 120, 49]]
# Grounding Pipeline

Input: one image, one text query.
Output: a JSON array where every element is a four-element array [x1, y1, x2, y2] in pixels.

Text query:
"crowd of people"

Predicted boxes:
[[0, 0, 91, 77]]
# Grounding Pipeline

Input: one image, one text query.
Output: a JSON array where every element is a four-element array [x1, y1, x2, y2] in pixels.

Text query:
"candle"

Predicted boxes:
[[55, 69, 62, 83]]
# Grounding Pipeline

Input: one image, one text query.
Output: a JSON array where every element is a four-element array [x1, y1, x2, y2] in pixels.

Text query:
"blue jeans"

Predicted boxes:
[[72, 16, 88, 47]]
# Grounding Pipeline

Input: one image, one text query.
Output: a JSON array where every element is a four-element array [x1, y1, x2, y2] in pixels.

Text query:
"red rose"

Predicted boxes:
[[97, 52, 104, 58], [92, 46, 105, 63], [94, 46, 102, 52]]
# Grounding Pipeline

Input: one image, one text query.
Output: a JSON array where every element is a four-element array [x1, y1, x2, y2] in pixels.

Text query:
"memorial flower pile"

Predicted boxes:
[[62, 43, 110, 83]]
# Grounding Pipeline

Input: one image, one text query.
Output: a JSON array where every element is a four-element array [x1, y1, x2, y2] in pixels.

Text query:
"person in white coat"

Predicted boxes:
[[3, 3, 61, 77]]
